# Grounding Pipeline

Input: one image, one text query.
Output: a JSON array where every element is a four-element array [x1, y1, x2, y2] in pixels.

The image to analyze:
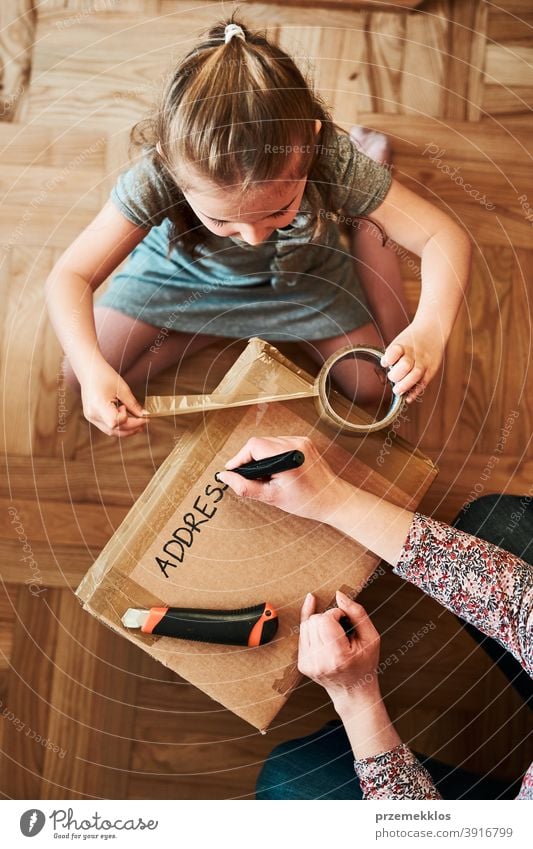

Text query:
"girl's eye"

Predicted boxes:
[[210, 209, 291, 227]]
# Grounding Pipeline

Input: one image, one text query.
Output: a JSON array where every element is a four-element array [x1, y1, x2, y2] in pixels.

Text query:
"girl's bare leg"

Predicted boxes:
[[348, 219, 410, 346], [348, 124, 410, 346], [300, 321, 391, 409], [62, 306, 220, 392]]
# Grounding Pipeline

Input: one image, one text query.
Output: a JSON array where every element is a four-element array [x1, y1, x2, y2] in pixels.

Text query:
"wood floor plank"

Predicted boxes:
[[418, 458, 533, 523], [0, 497, 127, 548], [0, 455, 155, 505], [1, 246, 56, 456], [0, 586, 63, 798], [0, 539, 94, 588], [366, 10, 405, 114], [401, 1, 447, 117], [0, 1, 35, 122], [128, 651, 336, 799], [358, 113, 532, 166], [485, 44, 533, 88], [40, 590, 142, 799], [443, 0, 487, 121], [0, 584, 17, 670]]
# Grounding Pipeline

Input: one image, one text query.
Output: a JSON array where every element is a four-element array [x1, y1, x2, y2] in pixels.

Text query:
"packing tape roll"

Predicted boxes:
[[143, 344, 405, 435]]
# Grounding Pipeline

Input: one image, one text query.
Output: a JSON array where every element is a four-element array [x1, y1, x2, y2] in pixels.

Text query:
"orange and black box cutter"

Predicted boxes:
[[124, 602, 279, 647]]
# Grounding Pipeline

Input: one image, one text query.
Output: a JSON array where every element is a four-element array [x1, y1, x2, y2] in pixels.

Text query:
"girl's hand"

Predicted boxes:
[[80, 358, 148, 438], [216, 435, 349, 523], [297, 590, 381, 705], [381, 322, 444, 402]]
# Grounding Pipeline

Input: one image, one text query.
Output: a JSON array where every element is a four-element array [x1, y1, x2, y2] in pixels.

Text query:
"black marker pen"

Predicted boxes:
[[218, 449, 305, 481]]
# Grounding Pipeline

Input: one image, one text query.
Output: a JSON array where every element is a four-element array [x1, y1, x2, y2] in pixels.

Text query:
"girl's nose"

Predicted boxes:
[[238, 225, 272, 245]]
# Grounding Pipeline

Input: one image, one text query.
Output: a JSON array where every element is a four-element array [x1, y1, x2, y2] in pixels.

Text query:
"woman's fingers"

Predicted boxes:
[[222, 436, 277, 470], [300, 592, 316, 624], [316, 610, 350, 649], [98, 423, 145, 438], [216, 470, 270, 501], [297, 593, 316, 659], [224, 436, 291, 470], [335, 591, 379, 643]]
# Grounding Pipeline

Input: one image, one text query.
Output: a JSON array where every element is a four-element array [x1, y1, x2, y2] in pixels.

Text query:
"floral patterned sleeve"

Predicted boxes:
[[353, 512, 533, 800], [354, 743, 441, 799], [393, 513, 533, 676]]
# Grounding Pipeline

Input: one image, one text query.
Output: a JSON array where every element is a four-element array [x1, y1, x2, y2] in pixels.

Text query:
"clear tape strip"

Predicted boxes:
[[142, 345, 406, 435]]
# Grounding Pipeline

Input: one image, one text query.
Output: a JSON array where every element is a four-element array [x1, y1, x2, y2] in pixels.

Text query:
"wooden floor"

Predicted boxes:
[[0, 0, 532, 799]]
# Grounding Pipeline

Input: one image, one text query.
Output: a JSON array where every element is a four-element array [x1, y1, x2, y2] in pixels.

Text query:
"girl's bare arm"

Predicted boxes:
[[369, 178, 472, 399], [45, 200, 148, 381], [45, 202, 150, 435]]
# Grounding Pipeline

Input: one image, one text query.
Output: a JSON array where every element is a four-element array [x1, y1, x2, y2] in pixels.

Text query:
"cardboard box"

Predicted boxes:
[[77, 338, 437, 732]]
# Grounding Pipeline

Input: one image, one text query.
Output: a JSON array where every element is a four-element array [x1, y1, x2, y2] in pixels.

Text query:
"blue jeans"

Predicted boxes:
[[256, 495, 532, 800]]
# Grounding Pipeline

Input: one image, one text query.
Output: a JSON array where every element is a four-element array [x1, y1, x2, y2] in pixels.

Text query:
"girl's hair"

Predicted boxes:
[[130, 13, 342, 257]]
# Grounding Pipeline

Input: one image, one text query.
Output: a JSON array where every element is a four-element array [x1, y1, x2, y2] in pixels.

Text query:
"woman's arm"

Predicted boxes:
[[299, 591, 441, 800], [219, 436, 533, 675], [219, 434, 415, 566], [393, 513, 533, 677]]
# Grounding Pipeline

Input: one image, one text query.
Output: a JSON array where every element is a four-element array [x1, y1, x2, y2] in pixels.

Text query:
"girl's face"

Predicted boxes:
[[162, 121, 321, 246], [181, 165, 308, 246]]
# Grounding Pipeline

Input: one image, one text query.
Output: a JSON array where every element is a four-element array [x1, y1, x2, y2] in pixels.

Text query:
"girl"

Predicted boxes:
[[45, 17, 471, 438]]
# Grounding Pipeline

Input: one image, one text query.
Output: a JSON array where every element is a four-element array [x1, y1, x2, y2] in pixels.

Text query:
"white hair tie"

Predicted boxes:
[[224, 24, 246, 44]]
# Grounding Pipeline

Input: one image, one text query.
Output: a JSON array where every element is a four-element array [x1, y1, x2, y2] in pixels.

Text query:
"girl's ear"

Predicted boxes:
[[314, 120, 322, 136]]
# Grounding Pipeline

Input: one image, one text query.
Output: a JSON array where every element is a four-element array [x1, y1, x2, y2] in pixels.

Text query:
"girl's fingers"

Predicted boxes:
[[115, 404, 129, 426], [114, 415, 147, 432], [92, 403, 146, 436], [391, 365, 425, 396], [119, 387, 147, 418], [99, 424, 145, 438], [381, 342, 404, 368], [406, 380, 426, 403], [387, 355, 415, 385], [100, 400, 122, 430]]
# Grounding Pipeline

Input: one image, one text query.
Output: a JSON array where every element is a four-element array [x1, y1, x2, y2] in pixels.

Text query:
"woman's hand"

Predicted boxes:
[[297, 590, 381, 708], [216, 435, 349, 523], [381, 320, 444, 403], [80, 358, 148, 437]]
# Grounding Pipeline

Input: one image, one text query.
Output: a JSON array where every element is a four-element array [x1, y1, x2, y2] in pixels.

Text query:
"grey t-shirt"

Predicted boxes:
[[110, 129, 392, 230], [98, 129, 393, 340]]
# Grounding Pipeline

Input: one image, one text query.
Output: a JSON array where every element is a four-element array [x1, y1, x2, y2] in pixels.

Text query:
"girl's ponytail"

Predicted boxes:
[[130, 13, 340, 257]]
